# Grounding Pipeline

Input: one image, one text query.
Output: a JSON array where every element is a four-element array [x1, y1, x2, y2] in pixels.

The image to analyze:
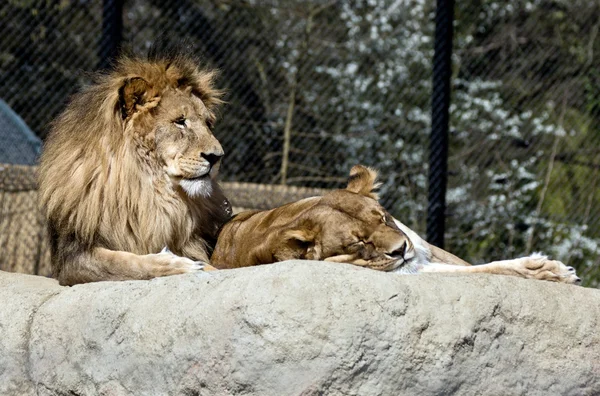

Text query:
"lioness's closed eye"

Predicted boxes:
[[212, 165, 581, 285]]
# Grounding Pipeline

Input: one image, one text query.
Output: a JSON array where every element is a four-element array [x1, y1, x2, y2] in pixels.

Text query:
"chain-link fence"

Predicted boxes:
[[1, 0, 599, 286]]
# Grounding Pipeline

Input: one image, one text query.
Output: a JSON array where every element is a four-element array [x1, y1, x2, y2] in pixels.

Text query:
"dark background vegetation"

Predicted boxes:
[[1, 0, 599, 286]]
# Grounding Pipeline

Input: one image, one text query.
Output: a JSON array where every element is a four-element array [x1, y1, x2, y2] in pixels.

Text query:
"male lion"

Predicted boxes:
[[212, 165, 581, 285], [39, 49, 231, 286]]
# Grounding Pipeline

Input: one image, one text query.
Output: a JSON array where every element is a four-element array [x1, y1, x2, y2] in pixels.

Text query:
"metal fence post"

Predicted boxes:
[[98, 0, 124, 70], [427, 0, 454, 248]]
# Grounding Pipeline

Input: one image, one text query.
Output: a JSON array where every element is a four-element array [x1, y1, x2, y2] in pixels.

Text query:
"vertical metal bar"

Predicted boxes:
[[98, 0, 124, 70], [427, 0, 454, 248]]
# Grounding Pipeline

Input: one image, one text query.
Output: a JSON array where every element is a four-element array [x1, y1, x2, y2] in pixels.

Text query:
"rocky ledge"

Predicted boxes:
[[1, 261, 599, 395]]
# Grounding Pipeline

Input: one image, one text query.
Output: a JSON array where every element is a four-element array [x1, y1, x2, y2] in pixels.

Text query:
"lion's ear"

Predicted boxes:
[[346, 165, 381, 200], [118, 77, 159, 119]]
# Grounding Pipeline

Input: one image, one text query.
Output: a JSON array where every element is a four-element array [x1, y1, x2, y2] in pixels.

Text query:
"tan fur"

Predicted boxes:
[[39, 50, 231, 286], [212, 165, 581, 285]]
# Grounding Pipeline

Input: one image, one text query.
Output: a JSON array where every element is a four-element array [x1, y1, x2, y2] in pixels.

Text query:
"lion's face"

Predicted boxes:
[[152, 89, 224, 198]]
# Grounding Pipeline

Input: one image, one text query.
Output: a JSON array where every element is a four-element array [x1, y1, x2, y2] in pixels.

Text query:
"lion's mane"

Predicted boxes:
[[38, 49, 230, 277]]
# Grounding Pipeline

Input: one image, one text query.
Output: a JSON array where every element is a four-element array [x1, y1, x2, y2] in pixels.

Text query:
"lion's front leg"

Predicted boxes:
[[57, 247, 213, 286]]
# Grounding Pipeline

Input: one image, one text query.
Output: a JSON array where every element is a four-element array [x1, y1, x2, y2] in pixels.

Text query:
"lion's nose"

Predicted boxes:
[[201, 152, 223, 167]]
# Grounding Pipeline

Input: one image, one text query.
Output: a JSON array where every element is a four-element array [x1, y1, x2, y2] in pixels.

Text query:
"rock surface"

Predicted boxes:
[[1, 261, 599, 396]]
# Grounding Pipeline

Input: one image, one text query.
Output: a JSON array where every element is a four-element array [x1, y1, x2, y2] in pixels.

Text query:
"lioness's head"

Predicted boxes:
[[280, 165, 414, 271], [213, 165, 415, 271], [118, 53, 224, 198]]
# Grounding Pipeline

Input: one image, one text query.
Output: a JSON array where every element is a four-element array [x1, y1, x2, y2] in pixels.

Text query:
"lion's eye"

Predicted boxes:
[[174, 117, 187, 128]]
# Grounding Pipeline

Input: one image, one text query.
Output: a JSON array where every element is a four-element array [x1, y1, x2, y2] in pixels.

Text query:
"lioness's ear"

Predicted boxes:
[[282, 228, 321, 260], [346, 165, 381, 200], [118, 77, 159, 119], [285, 229, 314, 243]]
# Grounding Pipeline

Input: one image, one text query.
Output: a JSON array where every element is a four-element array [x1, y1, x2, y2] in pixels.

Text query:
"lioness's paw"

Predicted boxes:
[[519, 254, 581, 285]]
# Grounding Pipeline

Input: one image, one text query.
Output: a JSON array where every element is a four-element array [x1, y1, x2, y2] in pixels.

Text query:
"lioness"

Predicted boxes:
[[212, 165, 581, 285], [39, 49, 230, 286]]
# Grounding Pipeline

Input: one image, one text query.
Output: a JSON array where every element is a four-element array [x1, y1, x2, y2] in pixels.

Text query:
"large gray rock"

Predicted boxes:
[[1, 261, 599, 395], [0, 272, 62, 395]]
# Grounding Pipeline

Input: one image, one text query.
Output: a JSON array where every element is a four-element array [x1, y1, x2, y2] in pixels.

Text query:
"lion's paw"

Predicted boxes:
[[519, 254, 581, 285], [152, 248, 212, 276]]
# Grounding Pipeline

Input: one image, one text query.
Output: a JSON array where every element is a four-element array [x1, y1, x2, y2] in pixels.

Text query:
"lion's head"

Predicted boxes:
[[212, 165, 414, 271], [120, 71, 224, 198], [39, 48, 231, 275]]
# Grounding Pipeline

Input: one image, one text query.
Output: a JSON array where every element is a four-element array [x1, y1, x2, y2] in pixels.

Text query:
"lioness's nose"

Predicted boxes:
[[390, 240, 408, 258], [202, 152, 223, 167]]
